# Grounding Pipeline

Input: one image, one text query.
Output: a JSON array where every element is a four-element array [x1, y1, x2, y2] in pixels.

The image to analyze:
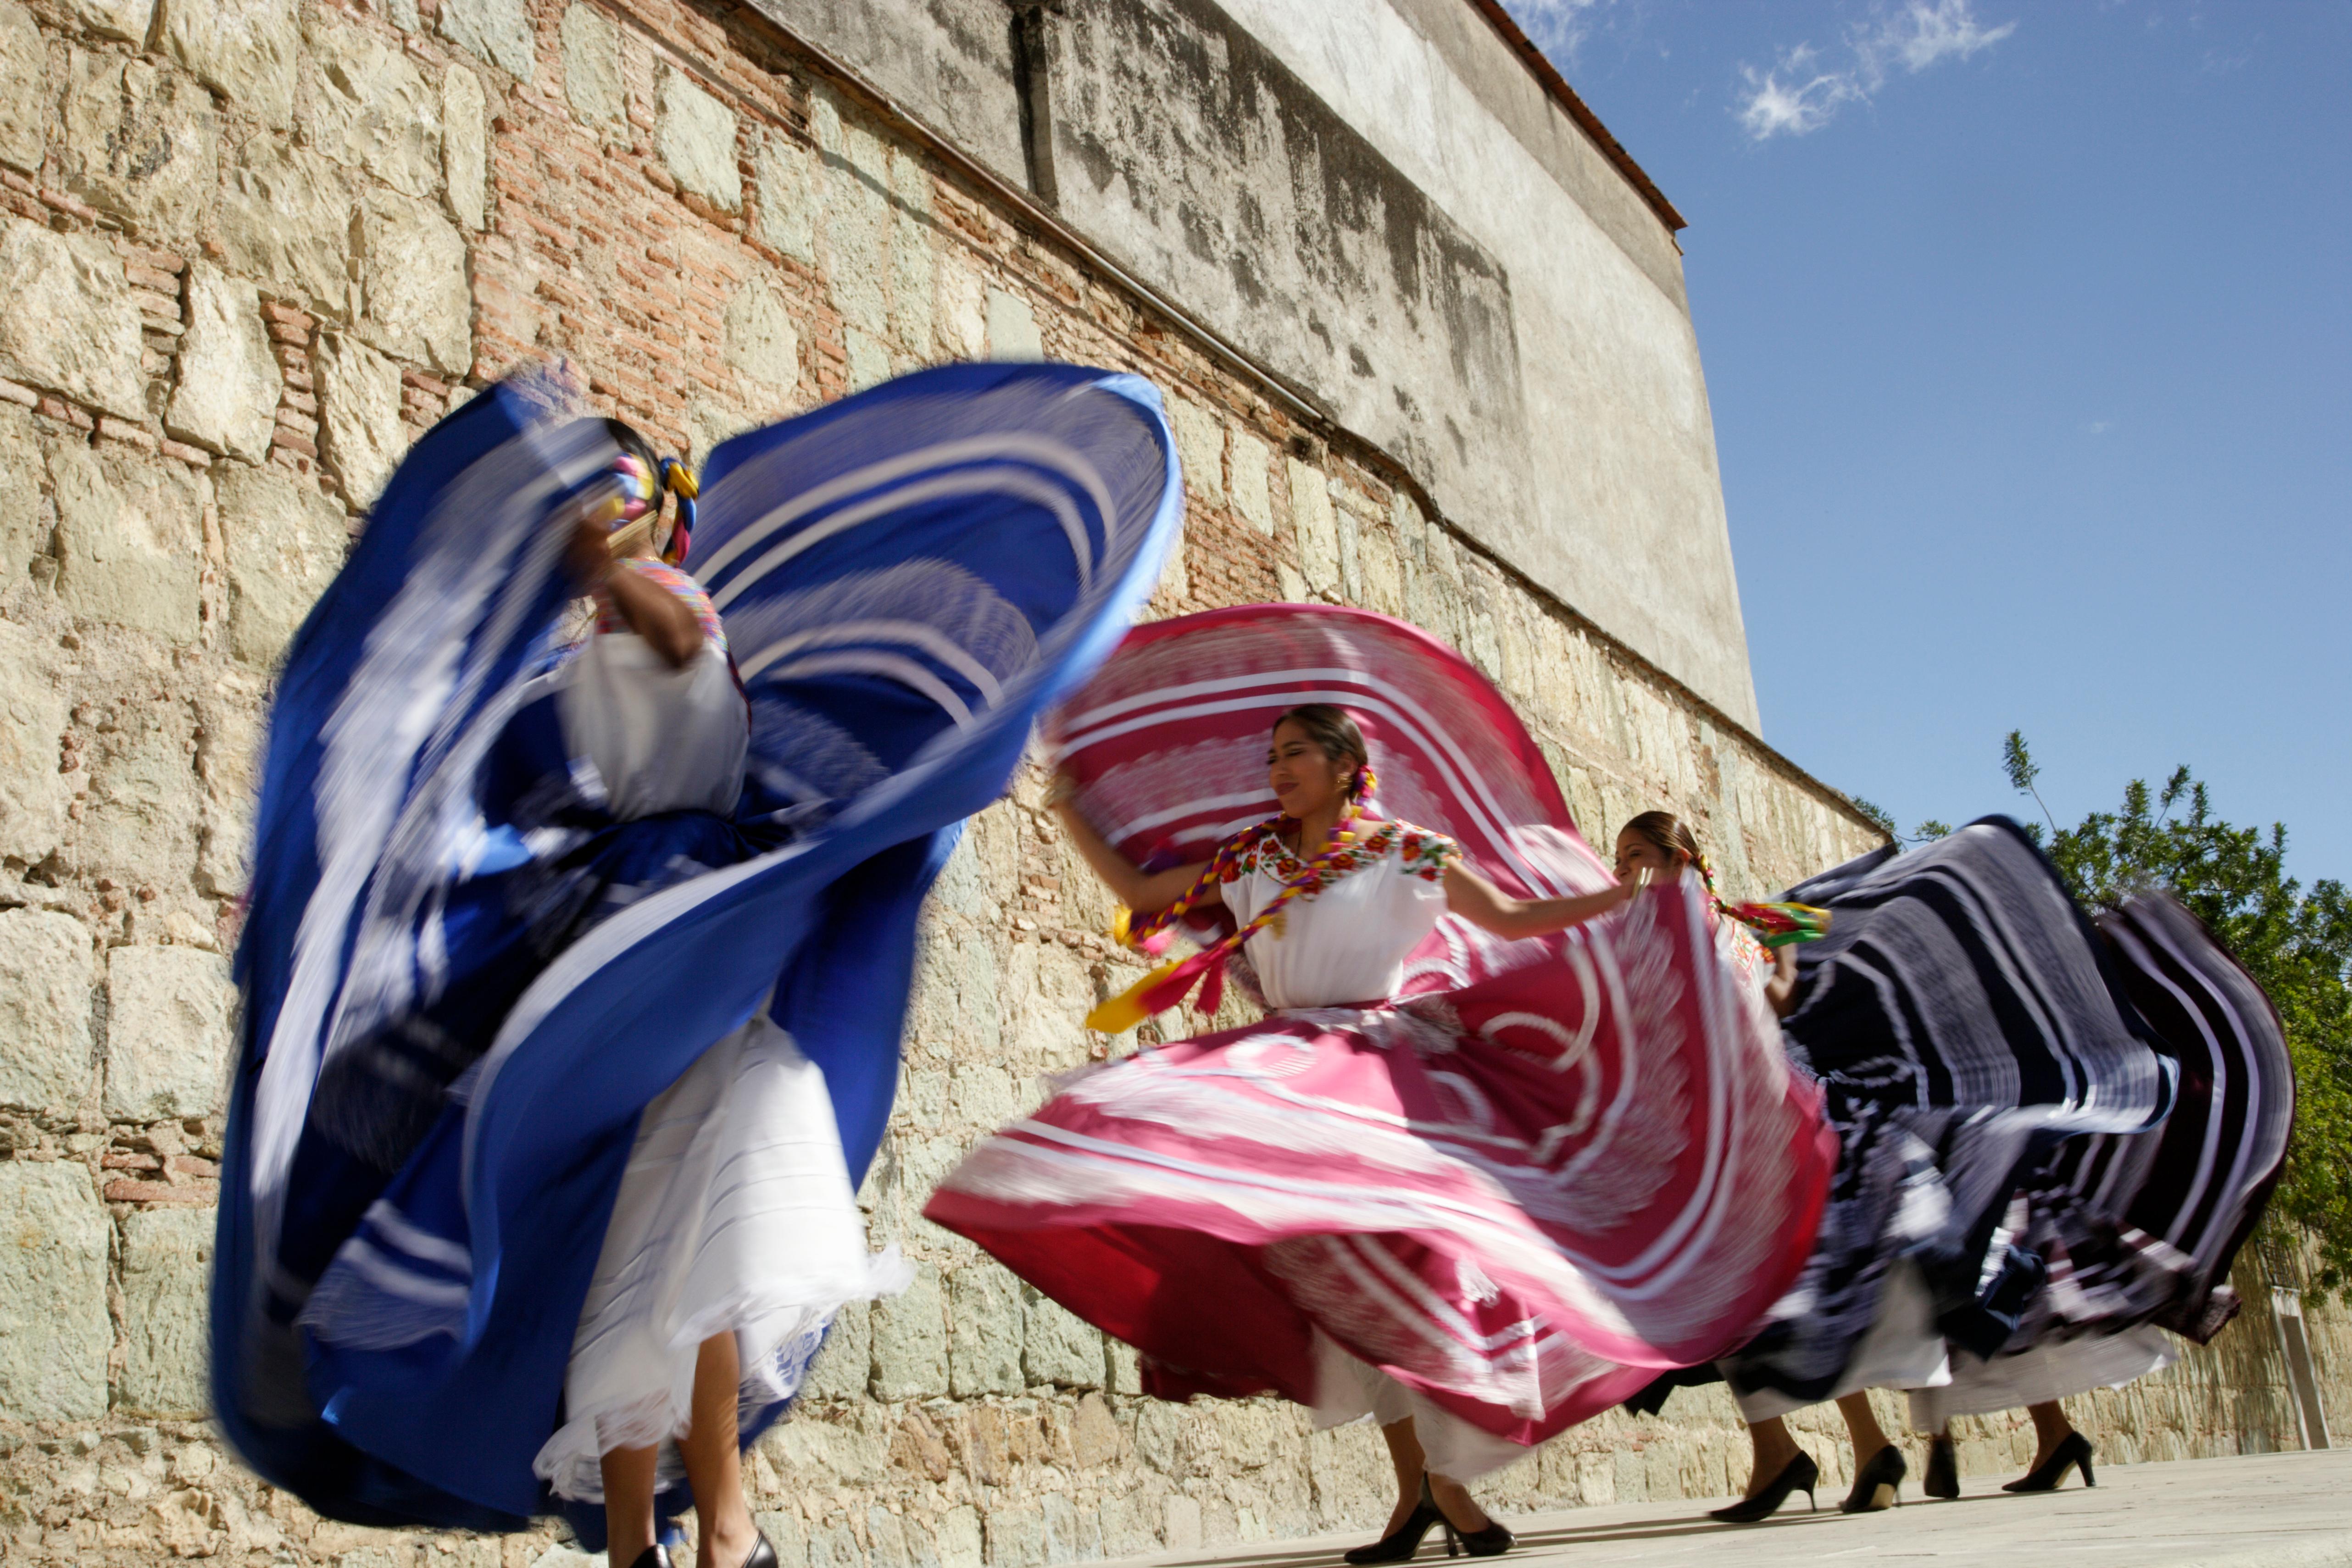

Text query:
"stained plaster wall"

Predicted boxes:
[[0, 0, 2331, 1566]]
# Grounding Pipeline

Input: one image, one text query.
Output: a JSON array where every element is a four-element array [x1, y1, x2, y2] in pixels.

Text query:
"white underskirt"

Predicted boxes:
[[560, 633, 747, 819], [1734, 1261, 1952, 1422], [533, 1014, 910, 1502], [1909, 1326, 2174, 1429], [1311, 1332, 1530, 1482]]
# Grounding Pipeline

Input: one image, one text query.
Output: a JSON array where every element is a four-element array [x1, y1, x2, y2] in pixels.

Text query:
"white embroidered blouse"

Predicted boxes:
[[1218, 820, 1461, 1010]]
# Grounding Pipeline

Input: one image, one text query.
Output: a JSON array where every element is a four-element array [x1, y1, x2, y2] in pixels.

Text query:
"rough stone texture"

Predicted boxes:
[[756, 129, 819, 264], [443, 62, 489, 230], [103, 945, 234, 1121], [0, 909, 95, 1112], [117, 1205, 214, 1417], [314, 329, 406, 508], [984, 289, 1040, 361], [558, 1, 625, 137], [946, 1265, 1023, 1399], [0, 1160, 110, 1421], [162, 0, 298, 127], [0, 218, 146, 420], [78, 686, 203, 904], [165, 263, 283, 463], [217, 461, 347, 665], [726, 276, 800, 392], [656, 64, 742, 214], [307, 14, 444, 201], [357, 188, 473, 375], [45, 434, 206, 643], [0, 615, 66, 863], [57, 0, 149, 44], [869, 1263, 948, 1401], [0, 0, 43, 173], [0, 402, 48, 593], [58, 50, 217, 243], [217, 138, 353, 319], [439, 0, 534, 83]]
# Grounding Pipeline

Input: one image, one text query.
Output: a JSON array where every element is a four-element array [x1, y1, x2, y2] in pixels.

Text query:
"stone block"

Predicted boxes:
[[443, 64, 488, 231], [845, 326, 889, 394], [1021, 1285, 1102, 1389], [166, 262, 283, 463], [218, 461, 347, 665], [82, 693, 204, 893], [439, 0, 534, 83], [0, 402, 46, 592], [936, 256, 985, 360], [558, 2, 624, 137], [936, 1505, 983, 1568], [798, 1297, 869, 1402], [868, 1261, 946, 1400], [656, 65, 740, 213], [163, 0, 298, 127], [0, 618, 64, 865], [1229, 428, 1273, 535], [357, 188, 473, 376], [890, 212, 935, 356], [105, 944, 235, 1120], [59, 50, 217, 240], [0, 0, 44, 174], [984, 288, 1041, 361], [1168, 398, 1225, 507], [0, 217, 147, 420], [307, 15, 444, 201], [195, 687, 262, 897], [218, 139, 352, 319], [822, 147, 888, 338], [46, 434, 206, 642], [314, 330, 406, 508], [0, 1160, 110, 1421], [117, 1205, 213, 1417], [0, 909, 94, 1112], [58, 0, 150, 43], [754, 130, 817, 264], [724, 275, 799, 392], [946, 1264, 1022, 1397], [1288, 459, 1339, 595]]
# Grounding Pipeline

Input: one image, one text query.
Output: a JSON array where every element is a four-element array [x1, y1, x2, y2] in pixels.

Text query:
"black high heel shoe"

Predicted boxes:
[[1435, 1504, 1515, 1559], [1708, 1450, 1818, 1524], [1840, 1444, 1907, 1513], [1345, 1489, 1445, 1564], [2002, 1432, 2094, 1493], [624, 1550, 672, 1568], [1924, 1436, 1959, 1499]]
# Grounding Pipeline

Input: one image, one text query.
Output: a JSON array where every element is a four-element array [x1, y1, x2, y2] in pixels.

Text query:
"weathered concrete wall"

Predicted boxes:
[[745, 0, 1761, 728], [0, 1, 2325, 1566]]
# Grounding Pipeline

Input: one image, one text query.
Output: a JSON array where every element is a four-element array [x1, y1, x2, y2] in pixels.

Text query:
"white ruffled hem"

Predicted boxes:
[[534, 1248, 913, 1502]]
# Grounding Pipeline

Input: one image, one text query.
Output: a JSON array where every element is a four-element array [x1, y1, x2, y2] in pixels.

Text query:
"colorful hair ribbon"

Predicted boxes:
[[1697, 854, 1830, 949], [660, 457, 698, 564]]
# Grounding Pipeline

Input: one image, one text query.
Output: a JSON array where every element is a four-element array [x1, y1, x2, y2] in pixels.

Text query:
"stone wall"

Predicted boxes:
[[0, 1, 2332, 1565]]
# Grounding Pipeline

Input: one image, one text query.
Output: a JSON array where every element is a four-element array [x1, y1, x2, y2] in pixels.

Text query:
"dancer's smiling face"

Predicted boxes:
[[1267, 720, 1355, 819], [1614, 828, 1690, 884]]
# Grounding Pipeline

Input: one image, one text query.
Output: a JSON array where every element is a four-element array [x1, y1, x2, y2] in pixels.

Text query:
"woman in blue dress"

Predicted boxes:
[[214, 362, 1181, 1565]]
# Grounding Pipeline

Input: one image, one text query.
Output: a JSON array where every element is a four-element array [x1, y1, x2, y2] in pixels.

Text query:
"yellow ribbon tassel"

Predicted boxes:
[[1085, 958, 1183, 1034]]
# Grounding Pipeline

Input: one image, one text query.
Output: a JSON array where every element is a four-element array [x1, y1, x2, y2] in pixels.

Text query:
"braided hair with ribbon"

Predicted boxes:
[[1619, 809, 1829, 949], [599, 418, 700, 564]]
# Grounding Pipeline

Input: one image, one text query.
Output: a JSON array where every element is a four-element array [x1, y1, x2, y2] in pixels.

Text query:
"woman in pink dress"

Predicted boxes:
[[925, 606, 1836, 1559]]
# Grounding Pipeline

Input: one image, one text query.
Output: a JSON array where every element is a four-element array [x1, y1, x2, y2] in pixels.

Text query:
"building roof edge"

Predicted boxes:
[[1459, 0, 1687, 233]]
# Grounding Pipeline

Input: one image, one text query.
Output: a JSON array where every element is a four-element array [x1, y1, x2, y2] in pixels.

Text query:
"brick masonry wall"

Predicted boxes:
[[0, 0, 2336, 1563]]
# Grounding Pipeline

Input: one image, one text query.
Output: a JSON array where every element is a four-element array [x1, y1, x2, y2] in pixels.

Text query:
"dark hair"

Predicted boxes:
[[1620, 809, 1702, 867], [1271, 704, 1372, 800], [602, 417, 664, 512]]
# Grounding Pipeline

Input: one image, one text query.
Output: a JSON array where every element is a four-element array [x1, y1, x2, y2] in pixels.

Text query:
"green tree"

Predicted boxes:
[[1999, 734, 2352, 1291]]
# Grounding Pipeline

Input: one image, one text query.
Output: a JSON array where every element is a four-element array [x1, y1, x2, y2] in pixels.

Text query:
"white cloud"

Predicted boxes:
[[1501, 0, 1615, 65], [1737, 0, 2017, 140]]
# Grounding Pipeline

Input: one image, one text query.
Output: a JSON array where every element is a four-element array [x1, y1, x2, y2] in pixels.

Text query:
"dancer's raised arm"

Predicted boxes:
[[1048, 784, 1218, 915], [1441, 862, 1648, 940]]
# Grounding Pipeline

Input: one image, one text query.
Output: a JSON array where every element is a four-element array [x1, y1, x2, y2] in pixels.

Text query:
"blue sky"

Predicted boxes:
[[1498, 0, 2351, 884]]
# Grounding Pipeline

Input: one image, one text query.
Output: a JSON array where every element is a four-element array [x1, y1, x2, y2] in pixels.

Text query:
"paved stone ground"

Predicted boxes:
[[1104, 1450, 2352, 1568]]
